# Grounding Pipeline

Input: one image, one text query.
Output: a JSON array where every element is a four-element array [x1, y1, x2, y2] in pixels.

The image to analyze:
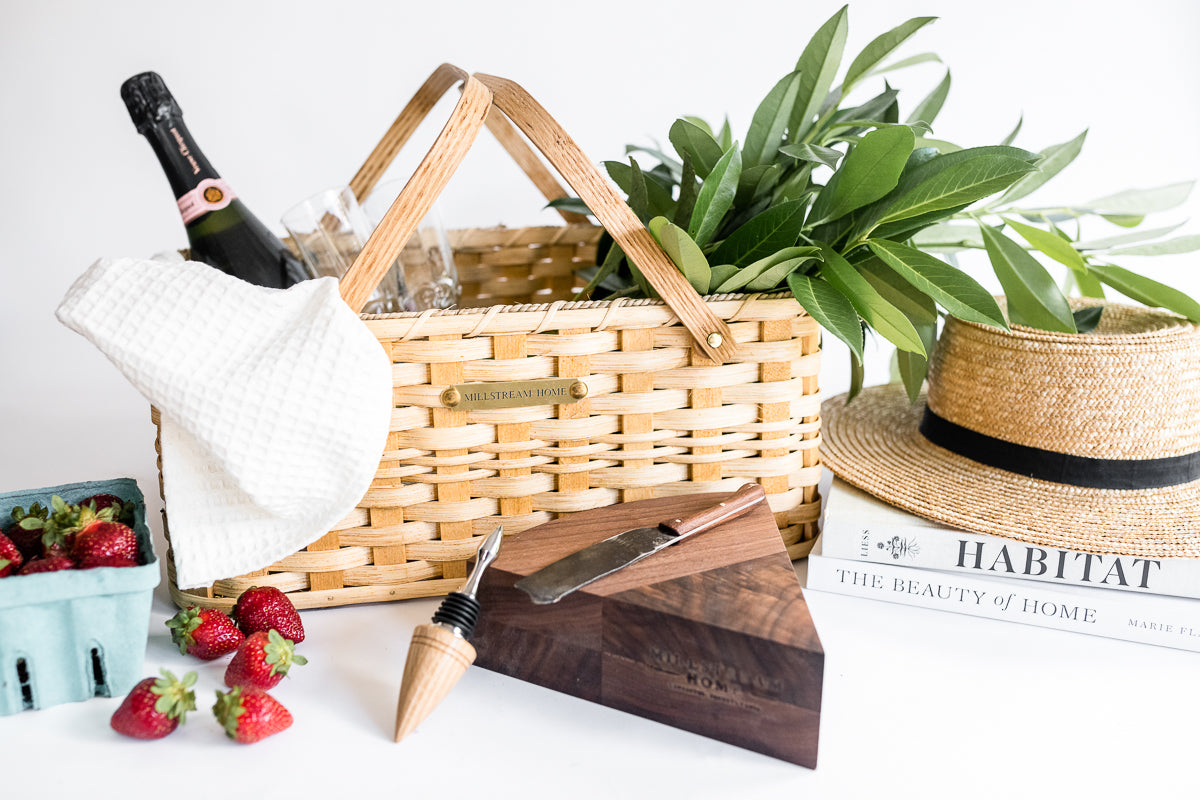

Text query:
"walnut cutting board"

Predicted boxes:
[[473, 490, 824, 768]]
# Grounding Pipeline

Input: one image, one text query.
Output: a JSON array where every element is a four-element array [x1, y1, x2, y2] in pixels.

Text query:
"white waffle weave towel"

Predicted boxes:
[[57, 256, 393, 589]]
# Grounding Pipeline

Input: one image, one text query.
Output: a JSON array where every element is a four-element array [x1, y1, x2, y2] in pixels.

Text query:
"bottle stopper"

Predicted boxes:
[[394, 525, 503, 742]]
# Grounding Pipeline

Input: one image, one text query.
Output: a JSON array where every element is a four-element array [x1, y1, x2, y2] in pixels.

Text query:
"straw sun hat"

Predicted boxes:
[[820, 300, 1200, 558]]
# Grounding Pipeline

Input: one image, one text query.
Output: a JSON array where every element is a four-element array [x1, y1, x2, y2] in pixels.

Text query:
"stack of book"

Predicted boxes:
[[806, 478, 1200, 652]]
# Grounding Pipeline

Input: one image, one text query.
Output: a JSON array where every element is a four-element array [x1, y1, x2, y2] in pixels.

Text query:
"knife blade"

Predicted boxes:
[[514, 483, 766, 604]]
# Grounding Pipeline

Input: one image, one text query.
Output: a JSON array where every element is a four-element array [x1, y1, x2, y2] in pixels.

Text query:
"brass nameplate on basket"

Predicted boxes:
[[441, 378, 589, 410]]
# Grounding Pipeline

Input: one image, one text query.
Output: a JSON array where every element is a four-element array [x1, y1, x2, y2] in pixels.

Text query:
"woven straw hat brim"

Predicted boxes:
[[821, 383, 1200, 559]]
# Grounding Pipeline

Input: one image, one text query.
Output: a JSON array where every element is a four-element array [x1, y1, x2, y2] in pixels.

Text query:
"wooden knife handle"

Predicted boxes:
[[660, 483, 766, 539]]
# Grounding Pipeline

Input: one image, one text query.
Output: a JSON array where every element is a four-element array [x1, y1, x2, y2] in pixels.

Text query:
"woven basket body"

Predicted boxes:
[[158, 68, 822, 610]]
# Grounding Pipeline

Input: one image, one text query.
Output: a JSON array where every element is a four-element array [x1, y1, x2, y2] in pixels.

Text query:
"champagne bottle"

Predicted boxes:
[[120, 72, 306, 289]]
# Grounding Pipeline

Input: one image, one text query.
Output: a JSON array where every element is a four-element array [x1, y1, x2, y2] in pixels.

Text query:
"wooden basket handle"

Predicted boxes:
[[339, 74, 493, 314], [340, 71, 735, 363], [347, 62, 586, 224], [474, 73, 735, 363]]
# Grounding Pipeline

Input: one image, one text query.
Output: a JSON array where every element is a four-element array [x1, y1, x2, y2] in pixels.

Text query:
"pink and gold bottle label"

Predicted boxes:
[[177, 178, 236, 223]]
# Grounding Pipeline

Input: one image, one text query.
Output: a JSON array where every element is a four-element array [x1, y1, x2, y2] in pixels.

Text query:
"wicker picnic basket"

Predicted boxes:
[[158, 65, 823, 611]]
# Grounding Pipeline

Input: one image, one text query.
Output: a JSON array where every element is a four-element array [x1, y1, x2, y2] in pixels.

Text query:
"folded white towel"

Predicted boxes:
[[57, 257, 393, 589]]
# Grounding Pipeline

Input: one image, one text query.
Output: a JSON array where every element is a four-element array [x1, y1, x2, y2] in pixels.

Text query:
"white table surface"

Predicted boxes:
[[3, 450, 1198, 799], [4, 1, 1200, 796]]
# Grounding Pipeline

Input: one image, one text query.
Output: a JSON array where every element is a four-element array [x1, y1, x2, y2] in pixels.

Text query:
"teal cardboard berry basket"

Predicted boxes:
[[0, 478, 159, 715]]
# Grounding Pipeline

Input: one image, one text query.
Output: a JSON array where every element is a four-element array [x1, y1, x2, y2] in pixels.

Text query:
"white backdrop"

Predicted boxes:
[[3, 0, 1199, 490], [2, 1, 1199, 796]]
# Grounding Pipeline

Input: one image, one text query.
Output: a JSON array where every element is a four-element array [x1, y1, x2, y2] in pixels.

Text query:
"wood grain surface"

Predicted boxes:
[[473, 488, 823, 768]]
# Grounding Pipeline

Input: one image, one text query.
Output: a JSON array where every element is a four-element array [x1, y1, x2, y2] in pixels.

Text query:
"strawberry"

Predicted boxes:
[[0, 531, 23, 577], [110, 670, 197, 740], [166, 606, 245, 660], [19, 552, 75, 574], [224, 630, 307, 690], [71, 519, 139, 568], [212, 686, 292, 743], [80, 493, 136, 526], [19, 494, 116, 555], [5, 503, 48, 559], [233, 586, 305, 643]]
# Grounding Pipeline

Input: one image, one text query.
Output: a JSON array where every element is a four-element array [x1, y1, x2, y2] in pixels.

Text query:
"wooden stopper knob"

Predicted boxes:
[[394, 623, 477, 742]]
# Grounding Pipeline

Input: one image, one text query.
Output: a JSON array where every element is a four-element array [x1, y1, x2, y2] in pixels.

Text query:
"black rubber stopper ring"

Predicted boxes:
[[432, 592, 482, 639]]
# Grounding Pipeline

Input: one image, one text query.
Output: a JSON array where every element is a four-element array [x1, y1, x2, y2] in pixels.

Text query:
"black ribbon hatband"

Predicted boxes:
[[918, 406, 1200, 490]]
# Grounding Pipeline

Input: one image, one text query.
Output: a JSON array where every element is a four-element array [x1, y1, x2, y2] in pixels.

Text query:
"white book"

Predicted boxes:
[[821, 478, 1200, 601], [806, 547, 1200, 652]]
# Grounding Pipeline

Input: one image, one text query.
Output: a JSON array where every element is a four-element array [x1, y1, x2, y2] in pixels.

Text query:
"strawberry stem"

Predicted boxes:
[[150, 670, 198, 724]]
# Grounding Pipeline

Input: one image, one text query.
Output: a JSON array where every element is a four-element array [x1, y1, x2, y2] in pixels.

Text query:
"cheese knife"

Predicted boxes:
[[514, 483, 766, 604]]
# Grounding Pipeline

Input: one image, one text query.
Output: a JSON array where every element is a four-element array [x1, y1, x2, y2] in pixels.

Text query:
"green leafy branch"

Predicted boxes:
[[553, 5, 1198, 402]]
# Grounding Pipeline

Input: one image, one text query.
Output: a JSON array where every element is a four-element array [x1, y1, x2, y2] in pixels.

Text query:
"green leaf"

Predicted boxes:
[[828, 120, 931, 138], [906, 70, 951, 126], [787, 272, 865, 362], [979, 224, 1076, 332], [646, 163, 676, 189], [627, 158, 651, 223], [1085, 181, 1194, 215], [1075, 222, 1187, 251], [830, 87, 901, 137], [574, 239, 625, 300], [773, 166, 817, 204], [744, 71, 802, 169], [715, 246, 821, 293], [875, 149, 1038, 226], [650, 216, 711, 294], [734, 163, 782, 208], [910, 222, 985, 250], [842, 16, 937, 94], [866, 202, 973, 243], [671, 158, 697, 231], [682, 116, 713, 136], [1073, 306, 1104, 333], [627, 260, 657, 300], [688, 145, 742, 247], [814, 126, 914, 224], [819, 247, 926, 354], [896, 348, 928, 403], [746, 255, 818, 292], [867, 239, 1008, 328], [709, 200, 808, 266], [791, 5, 849, 139], [708, 264, 740, 290], [669, 119, 724, 179], [779, 143, 843, 170], [904, 146, 941, 171], [605, 160, 674, 217], [1108, 235, 1200, 256], [623, 144, 683, 182], [858, 256, 939, 326], [545, 197, 591, 216], [1001, 216, 1088, 273], [994, 130, 1087, 206], [1075, 270, 1106, 299], [1000, 115, 1023, 146], [914, 136, 962, 154], [807, 206, 861, 249], [848, 350, 865, 403], [1090, 264, 1200, 322], [865, 51, 943, 77], [1101, 214, 1145, 228], [717, 116, 733, 150]]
